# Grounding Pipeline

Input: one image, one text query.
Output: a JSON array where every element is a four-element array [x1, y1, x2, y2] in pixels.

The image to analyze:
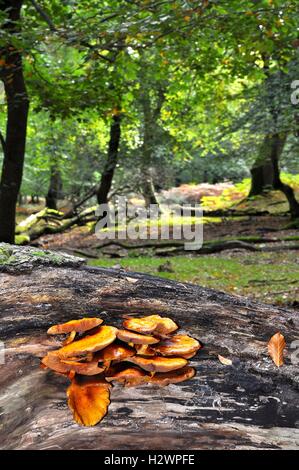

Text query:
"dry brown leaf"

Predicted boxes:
[[67, 377, 111, 426], [54, 326, 118, 359], [47, 318, 103, 335], [153, 334, 201, 357], [218, 355, 232, 366], [123, 315, 178, 336], [117, 329, 159, 345], [127, 355, 187, 373], [268, 332, 286, 367]]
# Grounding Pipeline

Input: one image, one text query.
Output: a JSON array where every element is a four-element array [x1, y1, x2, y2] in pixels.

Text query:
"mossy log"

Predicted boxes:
[[0, 244, 298, 450], [15, 207, 97, 244]]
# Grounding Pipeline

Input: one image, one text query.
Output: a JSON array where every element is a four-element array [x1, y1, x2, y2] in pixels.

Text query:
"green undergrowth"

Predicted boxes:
[[88, 252, 299, 308]]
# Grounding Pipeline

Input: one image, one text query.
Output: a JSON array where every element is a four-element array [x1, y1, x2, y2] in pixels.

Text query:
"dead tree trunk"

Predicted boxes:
[[0, 244, 298, 450], [0, 0, 29, 243]]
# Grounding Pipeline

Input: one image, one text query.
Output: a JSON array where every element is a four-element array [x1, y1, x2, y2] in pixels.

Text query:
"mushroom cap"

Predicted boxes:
[[153, 334, 201, 357], [105, 364, 149, 386], [67, 377, 111, 426], [41, 353, 104, 376], [41, 353, 70, 374], [117, 329, 159, 345], [62, 359, 105, 376], [123, 315, 178, 336], [127, 355, 188, 373], [150, 366, 196, 386], [54, 326, 118, 359], [47, 318, 103, 335], [135, 344, 156, 356], [95, 343, 135, 362]]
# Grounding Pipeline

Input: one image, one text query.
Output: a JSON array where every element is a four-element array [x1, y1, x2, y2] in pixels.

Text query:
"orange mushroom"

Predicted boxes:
[[123, 315, 178, 336], [117, 329, 159, 345], [134, 344, 156, 356], [67, 376, 111, 426], [63, 330, 77, 346], [40, 313, 199, 427], [150, 366, 196, 386], [47, 317, 103, 335], [41, 353, 105, 376], [95, 343, 135, 369], [106, 365, 149, 387], [62, 359, 105, 376], [54, 326, 118, 359], [153, 334, 201, 357], [127, 355, 188, 373]]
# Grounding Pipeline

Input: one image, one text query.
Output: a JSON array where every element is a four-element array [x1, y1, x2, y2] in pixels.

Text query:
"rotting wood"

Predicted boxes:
[[0, 244, 298, 450]]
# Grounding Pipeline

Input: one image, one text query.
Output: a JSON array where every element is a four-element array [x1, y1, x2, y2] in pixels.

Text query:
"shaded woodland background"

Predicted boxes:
[[0, 0, 299, 309]]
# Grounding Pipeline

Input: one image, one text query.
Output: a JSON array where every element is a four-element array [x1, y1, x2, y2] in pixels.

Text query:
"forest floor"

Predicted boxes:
[[17, 177, 299, 310], [35, 215, 298, 309]]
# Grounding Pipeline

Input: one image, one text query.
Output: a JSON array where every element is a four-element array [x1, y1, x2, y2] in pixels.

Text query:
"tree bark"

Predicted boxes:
[[140, 88, 161, 209], [141, 167, 160, 207], [45, 166, 63, 210], [270, 134, 299, 218], [0, 244, 299, 449], [96, 114, 121, 206], [0, 0, 29, 243], [249, 135, 276, 196], [249, 133, 299, 217]]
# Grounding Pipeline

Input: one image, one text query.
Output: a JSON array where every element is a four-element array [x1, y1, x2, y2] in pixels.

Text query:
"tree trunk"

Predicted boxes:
[[96, 114, 121, 206], [0, 244, 299, 449], [17, 192, 24, 206], [45, 167, 63, 210], [270, 134, 299, 218], [140, 91, 160, 209], [249, 133, 299, 217], [142, 167, 160, 207], [0, 0, 29, 243], [249, 135, 275, 196], [249, 165, 265, 196]]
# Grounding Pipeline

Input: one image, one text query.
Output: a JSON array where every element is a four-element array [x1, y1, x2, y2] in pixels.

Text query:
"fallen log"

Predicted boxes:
[[0, 243, 298, 450], [15, 207, 97, 243]]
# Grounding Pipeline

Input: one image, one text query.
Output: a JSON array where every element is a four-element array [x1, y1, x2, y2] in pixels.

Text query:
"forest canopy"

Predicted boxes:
[[0, 0, 299, 243]]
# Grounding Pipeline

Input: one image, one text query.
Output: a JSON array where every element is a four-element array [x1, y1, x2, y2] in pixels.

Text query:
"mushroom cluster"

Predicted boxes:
[[41, 315, 202, 427]]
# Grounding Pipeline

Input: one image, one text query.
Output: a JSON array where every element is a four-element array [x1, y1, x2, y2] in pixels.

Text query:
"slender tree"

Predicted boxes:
[[0, 0, 29, 243], [96, 113, 121, 206]]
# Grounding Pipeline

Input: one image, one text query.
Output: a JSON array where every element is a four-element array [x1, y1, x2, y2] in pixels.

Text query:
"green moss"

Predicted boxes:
[[15, 234, 30, 245], [30, 250, 66, 263], [0, 246, 12, 264]]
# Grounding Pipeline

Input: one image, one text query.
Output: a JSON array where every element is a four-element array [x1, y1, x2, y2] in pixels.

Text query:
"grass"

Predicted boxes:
[[88, 251, 299, 308]]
